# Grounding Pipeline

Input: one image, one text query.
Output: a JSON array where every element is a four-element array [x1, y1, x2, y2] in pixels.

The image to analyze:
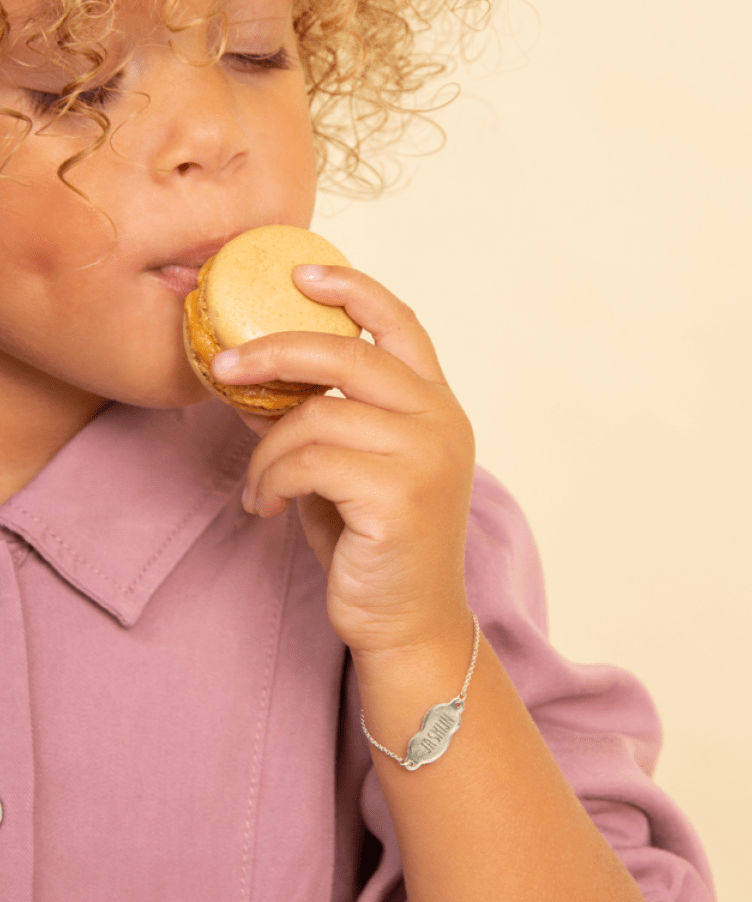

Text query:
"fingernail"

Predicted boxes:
[[241, 484, 256, 513], [295, 264, 327, 281], [212, 348, 240, 377]]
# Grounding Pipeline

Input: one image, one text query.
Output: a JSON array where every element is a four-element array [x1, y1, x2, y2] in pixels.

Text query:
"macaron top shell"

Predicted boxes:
[[203, 225, 360, 349]]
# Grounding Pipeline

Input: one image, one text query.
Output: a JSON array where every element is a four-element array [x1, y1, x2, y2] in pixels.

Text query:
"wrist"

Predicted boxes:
[[353, 608, 479, 767], [360, 612, 480, 770], [349, 603, 473, 686]]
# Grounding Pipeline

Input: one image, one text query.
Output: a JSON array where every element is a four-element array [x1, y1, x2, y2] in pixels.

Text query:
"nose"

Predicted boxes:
[[146, 55, 251, 182]]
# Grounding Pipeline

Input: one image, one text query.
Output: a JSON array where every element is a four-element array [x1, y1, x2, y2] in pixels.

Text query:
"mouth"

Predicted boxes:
[[150, 264, 202, 297], [147, 232, 243, 297]]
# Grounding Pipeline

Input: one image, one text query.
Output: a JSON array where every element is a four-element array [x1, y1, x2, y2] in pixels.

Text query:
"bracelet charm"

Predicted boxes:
[[404, 698, 464, 770], [360, 612, 480, 770]]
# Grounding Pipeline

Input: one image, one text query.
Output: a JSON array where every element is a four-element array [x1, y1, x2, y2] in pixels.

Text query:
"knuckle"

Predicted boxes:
[[454, 412, 476, 462], [297, 441, 324, 473], [265, 335, 290, 372], [298, 393, 329, 426], [339, 335, 370, 377], [398, 298, 420, 328]]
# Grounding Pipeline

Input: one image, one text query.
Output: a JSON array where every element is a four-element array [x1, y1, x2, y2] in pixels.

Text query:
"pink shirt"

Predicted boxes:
[[0, 401, 715, 901]]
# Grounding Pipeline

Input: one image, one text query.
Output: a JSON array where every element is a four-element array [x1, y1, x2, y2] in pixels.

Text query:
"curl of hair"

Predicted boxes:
[[295, 0, 492, 193], [0, 0, 492, 196]]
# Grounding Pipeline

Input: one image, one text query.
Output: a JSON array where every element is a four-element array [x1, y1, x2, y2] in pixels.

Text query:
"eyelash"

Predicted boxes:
[[25, 48, 292, 115], [225, 48, 292, 73], [27, 72, 124, 115]]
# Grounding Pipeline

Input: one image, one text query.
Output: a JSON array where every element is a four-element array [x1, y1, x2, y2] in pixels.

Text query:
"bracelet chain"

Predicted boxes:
[[360, 611, 480, 770]]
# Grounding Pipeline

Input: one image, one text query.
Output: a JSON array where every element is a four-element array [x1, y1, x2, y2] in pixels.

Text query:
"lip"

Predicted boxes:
[[150, 264, 203, 297], [158, 235, 241, 268], [147, 232, 244, 297]]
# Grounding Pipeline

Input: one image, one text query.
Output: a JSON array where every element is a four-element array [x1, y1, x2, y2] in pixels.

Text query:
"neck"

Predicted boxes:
[[0, 356, 107, 506]]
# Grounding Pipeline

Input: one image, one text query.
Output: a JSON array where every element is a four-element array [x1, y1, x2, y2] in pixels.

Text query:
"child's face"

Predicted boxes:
[[0, 0, 317, 409]]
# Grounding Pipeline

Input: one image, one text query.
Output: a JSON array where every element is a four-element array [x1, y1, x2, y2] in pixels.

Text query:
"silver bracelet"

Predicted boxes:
[[360, 612, 480, 771]]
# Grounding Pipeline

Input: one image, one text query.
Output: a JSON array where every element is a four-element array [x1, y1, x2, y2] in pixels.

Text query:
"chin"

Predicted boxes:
[[142, 379, 216, 411], [102, 359, 215, 411]]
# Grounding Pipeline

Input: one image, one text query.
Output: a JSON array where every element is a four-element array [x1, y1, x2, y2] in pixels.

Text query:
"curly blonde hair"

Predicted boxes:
[[0, 0, 490, 195], [295, 0, 491, 192]]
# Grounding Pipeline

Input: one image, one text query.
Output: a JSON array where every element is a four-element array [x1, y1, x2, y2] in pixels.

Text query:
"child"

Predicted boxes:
[[0, 1, 714, 900]]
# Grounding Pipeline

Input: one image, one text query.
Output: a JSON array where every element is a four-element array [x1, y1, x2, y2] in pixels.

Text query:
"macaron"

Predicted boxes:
[[183, 225, 360, 416]]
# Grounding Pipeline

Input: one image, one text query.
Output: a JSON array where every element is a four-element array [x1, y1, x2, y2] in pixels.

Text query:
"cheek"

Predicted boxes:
[[0, 138, 133, 370], [0, 161, 126, 379], [0, 167, 118, 283]]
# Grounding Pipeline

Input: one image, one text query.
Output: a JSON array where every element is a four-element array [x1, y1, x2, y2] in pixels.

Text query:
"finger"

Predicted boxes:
[[244, 394, 418, 506], [236, 409, 282, 439], [212, 330, 446, 416], [294, 494, 344, 573], [293, 264, 446, 384], [253, 443, 393, 521]]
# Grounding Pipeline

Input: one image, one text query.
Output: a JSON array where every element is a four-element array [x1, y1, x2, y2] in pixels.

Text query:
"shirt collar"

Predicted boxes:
[[0, 401, 256, 628]]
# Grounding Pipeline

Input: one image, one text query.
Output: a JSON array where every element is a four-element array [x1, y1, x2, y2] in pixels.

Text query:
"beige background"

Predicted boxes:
[[312, 1, 751, 898]]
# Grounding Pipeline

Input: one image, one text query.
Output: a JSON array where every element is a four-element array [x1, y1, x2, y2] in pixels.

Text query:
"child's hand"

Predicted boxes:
[[211, 265, 475, 656], [212, 269, 651, 902]]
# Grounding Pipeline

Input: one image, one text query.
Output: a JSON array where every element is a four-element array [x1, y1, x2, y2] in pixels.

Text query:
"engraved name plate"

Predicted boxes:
[[404, 699, 464, 770]]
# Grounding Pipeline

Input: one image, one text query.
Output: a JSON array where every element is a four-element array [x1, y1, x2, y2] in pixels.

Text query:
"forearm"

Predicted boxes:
[[226, 266, 648, 898], [353, 610, 646, 902]]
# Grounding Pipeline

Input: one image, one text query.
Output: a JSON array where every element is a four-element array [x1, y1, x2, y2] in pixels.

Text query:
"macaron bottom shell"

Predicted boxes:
[[182, 310, 330, 416]]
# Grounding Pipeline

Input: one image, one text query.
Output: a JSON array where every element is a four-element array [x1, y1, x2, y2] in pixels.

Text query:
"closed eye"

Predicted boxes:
[[222, 48, 293, 73], [26, 71, 124, 115], [25, 48, 292, 115]]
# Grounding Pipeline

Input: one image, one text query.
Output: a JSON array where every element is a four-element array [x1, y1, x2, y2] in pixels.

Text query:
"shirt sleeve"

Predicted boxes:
[[340, 466, 715, 902]]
